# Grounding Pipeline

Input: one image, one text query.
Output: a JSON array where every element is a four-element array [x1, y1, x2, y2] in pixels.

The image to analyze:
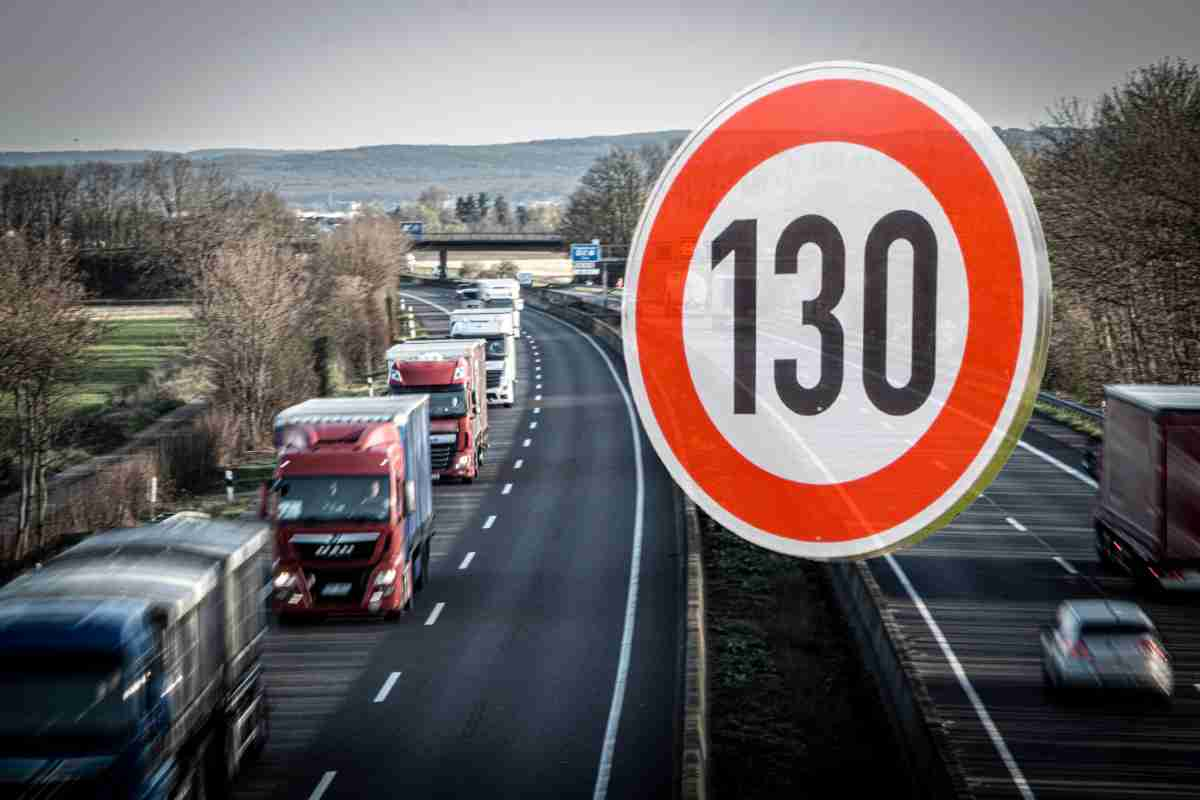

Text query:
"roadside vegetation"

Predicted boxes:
[[701, 511, 911, 797]]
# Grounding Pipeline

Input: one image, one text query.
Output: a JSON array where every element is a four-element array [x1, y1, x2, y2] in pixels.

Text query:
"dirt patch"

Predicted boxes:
[[702, 511, 912, 798]]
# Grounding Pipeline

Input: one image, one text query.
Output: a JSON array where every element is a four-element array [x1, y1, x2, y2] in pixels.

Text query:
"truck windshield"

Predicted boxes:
[[391, 387, 466, 418], [0, 657, 134, 746], [275, 475, 390, 522], [485, 337, 507, 358]]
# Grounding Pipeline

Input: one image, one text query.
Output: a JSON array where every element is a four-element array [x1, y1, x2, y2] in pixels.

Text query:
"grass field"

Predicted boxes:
[[73, 317, 194, 412]]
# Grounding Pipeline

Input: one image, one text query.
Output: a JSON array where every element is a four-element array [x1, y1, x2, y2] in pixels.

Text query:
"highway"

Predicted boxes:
[[869, 414, 1200, 799], [235, 284, 684, 799]]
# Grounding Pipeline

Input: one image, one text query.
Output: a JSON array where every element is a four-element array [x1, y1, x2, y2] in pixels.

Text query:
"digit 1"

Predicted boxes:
[[774, 215, 845, 415], [863, 210, 937, 415], [712, 219, 757, 414]]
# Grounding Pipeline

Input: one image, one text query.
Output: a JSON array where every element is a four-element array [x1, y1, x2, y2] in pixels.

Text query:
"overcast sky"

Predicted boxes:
[[3, 0, 1197, 152]]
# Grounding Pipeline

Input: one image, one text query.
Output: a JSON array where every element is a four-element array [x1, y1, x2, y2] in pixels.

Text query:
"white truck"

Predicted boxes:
[[449, 309, 516, 407], [476, 278, 524, 335]]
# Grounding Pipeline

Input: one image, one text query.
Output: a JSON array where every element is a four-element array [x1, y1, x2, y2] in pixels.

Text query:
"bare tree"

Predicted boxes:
[[0, 230, 103, 559], [190, 234, 318, 449], [1030, 58, 1200, 399]]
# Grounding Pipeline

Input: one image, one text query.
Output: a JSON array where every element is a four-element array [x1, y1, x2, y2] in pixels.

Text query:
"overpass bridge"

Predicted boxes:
[[411, 233, 566, 276]]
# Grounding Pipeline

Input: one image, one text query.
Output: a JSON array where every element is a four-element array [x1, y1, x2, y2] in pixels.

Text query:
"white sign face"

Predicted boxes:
[[622, 62, 1050, 560]]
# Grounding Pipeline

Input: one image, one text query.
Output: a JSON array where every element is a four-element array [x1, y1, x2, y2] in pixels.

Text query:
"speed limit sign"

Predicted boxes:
[[622, 62, 1050, 559]]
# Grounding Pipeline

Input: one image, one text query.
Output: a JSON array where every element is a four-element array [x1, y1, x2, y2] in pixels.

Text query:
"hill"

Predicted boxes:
[[0, 127, 1051, 206]]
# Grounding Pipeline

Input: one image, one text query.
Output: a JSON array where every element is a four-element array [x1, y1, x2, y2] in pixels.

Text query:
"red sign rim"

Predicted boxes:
[[632, 77, 1024, 543]]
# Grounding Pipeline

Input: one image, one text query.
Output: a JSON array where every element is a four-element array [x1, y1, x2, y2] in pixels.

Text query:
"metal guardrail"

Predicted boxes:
[[1036, 392, 1104, 421]]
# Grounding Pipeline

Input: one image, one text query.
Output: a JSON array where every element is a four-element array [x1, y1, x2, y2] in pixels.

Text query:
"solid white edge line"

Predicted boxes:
[[482, 515, 496, 529], [528, 308, 646, 800], [459, 551, 475, 570], [1017, 440, 1098, 488], [1005, 516, 1027, 532], [885, 554, 1035, 800], [308, 771, 336, 800], [514, 459, 524, 469], [373, 671, 401, 703], [502, 483, 513, 495], [1053, 556, 1078, 575], [424, 602, 445, 626]]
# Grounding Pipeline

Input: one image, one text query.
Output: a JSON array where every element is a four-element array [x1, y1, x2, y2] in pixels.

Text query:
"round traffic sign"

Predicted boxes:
[[622, 62, 1050, 560]]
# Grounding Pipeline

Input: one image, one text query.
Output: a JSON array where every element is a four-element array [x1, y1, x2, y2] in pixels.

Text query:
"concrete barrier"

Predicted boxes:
[[825, 561, 972, 799]]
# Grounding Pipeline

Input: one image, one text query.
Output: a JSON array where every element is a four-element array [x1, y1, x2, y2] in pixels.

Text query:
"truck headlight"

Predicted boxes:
[[374, 569, 397, 586]]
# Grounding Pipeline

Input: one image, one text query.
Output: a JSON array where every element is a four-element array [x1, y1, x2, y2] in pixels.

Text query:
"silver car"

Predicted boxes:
[[1041, 599, 1172, 699]]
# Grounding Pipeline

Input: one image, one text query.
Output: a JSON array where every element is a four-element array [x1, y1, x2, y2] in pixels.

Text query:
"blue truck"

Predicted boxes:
[[0, 512, 271, 799]]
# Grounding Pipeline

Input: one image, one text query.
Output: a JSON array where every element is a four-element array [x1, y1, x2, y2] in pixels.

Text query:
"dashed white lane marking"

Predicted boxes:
[[522, 438, 532, 447], [482, 515, 496, 529], [534, 407, 541, 414], [1053, 556, 1078, 575], [514, 459, 524, 469], [530, 308, 646, 800], [424, 602, 445, 626], [886, 555, 1034, 799], [536, 384, 543, 390], [373, 672, 401, 703], [535, 394, 542, 401], [1005, 517, 1027, 532], [502, 483, 513, 495], [459, 552, 475, 570], [530, 421, 538, 429], [309, 771, 337, 800]]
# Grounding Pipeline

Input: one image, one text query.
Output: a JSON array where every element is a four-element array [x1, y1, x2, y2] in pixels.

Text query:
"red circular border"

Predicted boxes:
[[633, 78, 1023, 543]]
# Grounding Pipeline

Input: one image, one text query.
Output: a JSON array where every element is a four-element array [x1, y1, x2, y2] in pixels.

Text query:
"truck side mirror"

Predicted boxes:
[[404, 480, 417, 516]]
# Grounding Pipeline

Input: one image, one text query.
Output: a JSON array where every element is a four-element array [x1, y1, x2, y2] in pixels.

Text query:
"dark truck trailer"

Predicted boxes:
[[0, 512, 271, 800], [1095, 385, 1200, 591]]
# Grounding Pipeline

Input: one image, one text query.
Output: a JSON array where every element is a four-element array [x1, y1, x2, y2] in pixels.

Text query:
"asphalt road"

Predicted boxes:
[[868, 414, 1200, 799], [235, 284, 684, 800]]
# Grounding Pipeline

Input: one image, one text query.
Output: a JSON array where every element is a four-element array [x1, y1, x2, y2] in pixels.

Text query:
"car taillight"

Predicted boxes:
[[1139, 637, 1167, 661], [1069, 641, 1091, 660]]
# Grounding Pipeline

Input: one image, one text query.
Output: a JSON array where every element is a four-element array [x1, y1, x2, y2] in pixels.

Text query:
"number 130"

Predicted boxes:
[[711, 210, 937, 417]]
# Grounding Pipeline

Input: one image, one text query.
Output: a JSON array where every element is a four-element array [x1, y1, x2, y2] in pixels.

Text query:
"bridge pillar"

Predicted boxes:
[[438, 248, 448, 279]]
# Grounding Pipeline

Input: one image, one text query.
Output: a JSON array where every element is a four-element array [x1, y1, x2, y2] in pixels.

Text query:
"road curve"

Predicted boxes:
[[236, 284, 684, 800]]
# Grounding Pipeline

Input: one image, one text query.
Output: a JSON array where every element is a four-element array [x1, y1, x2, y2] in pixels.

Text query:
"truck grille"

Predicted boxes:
[[486, 371, 502, 389], [431, 442, 455, 471], [291, 533, 380, 561]]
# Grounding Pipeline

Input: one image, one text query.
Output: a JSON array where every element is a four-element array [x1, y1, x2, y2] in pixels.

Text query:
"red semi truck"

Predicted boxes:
[[1094, 385, 1200, 591], [266, 396, 436, 621], [386, 338, 489, 483]]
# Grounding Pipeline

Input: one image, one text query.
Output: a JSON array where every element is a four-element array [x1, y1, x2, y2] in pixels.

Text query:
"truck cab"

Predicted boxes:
[[269, 397, 436, 620], [386, 339, 489, 483], [0, 514, 272, 800], [449, 310, 517, 407]]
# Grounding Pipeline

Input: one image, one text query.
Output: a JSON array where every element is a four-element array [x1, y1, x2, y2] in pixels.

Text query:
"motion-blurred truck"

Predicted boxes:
[[387, 339, 489, 483], [268, 396, 436, 620], [0, 512, 271, 800], [1094, 385, 1200, 591], [450, 309, 516, 407]]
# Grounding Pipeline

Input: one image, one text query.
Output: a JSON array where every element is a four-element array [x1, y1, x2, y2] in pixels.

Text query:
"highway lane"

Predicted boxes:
[[241, 284, 683, 800], [868, 415, 1200, 799]]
